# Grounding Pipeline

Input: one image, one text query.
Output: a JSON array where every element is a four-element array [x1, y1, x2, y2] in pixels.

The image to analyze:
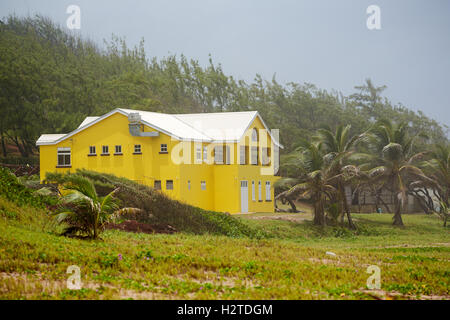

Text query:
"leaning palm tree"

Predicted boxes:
[[275, 140, 345, 226], [315, 124, 364, 229], [363, 119, 428, 226], [421, 144, 450, 207], [53, 175, 138, 239]]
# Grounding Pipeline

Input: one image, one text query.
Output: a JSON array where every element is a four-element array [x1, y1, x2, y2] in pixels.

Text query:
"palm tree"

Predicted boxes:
[[364, 119, 428, 226], [53, 175, 121, 239], [421, 145, 450, 206], [315, 124, 363, 229], [275, 140, 344, 226], [415, 145, 450, 226]]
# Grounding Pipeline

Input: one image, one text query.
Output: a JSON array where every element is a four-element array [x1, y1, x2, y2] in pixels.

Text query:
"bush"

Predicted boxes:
[[0, 167, 56, 208], [0, 156, 39, 165], [45, 169, 263, 238]]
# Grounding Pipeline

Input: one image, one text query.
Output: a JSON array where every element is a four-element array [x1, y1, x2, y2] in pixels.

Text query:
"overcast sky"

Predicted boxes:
[[1, 0, 449, 127]]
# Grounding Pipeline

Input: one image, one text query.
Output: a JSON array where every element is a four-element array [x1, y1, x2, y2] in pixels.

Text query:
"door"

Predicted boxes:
[[240, 181, 248, 213]]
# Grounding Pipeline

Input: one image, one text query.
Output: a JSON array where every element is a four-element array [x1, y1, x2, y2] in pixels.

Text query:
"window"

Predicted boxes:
[[251, 146, 258, 165], [160, 144, 168, 153], [214, 145, 223, 164], [203, 146, 208, 162], [166, 180, 173, 190], [258, 181, 262, 201], [154, 180, 161, 190], [274, 148, 280, 175], [262, 147, 271, 165], [252, 181, 255, 201], [201, 181, 206, 190], [134, 144, 141, 154], [115, 145, 122, 154], [188, 180, 191, 190], [265, 181, 271, 201], [196, 145, 202, 163], [89, 146, 96, 155], [251, 128, 258, 142], [239, 146, 247, 165], [57, 148, 71, 167], [225, 146, 231, 164], [102, 145, 109, 155]]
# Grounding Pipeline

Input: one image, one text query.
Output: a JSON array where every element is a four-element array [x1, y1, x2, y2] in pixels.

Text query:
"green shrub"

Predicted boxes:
[[46, 169, 263, 238], [0, 167, 56, 208]]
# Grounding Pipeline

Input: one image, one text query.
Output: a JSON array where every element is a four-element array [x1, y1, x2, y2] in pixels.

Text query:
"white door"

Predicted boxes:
[[240, 181, 248, 213]]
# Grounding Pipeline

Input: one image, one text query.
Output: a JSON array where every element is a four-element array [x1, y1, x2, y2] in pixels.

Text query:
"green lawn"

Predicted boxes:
[[0, 196, 449, 300]]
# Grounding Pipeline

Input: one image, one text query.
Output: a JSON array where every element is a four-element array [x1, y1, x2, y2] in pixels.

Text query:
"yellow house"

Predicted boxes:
[[36, 108, 282, 213]]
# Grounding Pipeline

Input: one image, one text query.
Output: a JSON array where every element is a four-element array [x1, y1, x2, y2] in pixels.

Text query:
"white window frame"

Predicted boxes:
[[239, 146, 246, 165], [225, 146, 231, 164], [115, 145, 122, 154], [57, 147, 71, 167], [258, 181, 262, 201], [265, 181, 271, 201], [134, 144, 142, 154], [262, 147, 271, 165], [160, 144, 168, 153], [252, 181, 255, 201], [251, 146, 258, 165], [102, 145, 109, 155], [252, 128, 258, 142], [196, 145, 202, 163], [214, 145, 223, 164], [203, 146, 208, 162], [88, 146, 96, 155]]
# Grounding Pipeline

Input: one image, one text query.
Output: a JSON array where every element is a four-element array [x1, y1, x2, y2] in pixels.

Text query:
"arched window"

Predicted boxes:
[[251, 128, 258, 142]]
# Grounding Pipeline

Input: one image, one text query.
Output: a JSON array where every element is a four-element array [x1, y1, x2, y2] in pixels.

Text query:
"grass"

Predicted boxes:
[[0, 194, 449, 300]]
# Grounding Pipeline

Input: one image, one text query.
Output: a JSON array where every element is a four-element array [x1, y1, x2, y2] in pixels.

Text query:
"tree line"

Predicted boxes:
[[276, 120, 449, 227], [0, 15, 447, 159]]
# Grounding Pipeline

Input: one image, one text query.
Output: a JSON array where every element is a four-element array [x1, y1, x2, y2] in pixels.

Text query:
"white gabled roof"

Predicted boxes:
[[119, 108, 210, 141], [36, 134, 67, 145], [36, 108, 282, 148], [174, 111, 258, 142], [78, 116, 99, 128]]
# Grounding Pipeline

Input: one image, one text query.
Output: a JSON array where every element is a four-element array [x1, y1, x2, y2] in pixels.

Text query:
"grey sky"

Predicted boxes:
[[1, 0, 449, 127]]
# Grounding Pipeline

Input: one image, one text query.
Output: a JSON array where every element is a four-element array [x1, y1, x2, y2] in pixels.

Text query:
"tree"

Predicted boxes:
[[53, 175, 122, 239], [315, 124, 363, 229], [364, 120, 428, 226], [275, 140, 345, 226]]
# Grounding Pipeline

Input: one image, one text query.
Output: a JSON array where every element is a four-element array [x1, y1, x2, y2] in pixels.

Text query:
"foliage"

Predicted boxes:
[[362, 120, 430, 226], [0, 166, 55, 208], [52, 175, 122, 239], [45, 170, 262, 238], [275, 139, 341, 226], [434, 201, 449, 227], [0, 195, 449, 299], [0, 15, 447, 159]]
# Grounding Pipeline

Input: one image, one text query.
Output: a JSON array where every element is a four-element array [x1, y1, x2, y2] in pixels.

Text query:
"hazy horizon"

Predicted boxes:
[[1, 0, 449, 129]]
